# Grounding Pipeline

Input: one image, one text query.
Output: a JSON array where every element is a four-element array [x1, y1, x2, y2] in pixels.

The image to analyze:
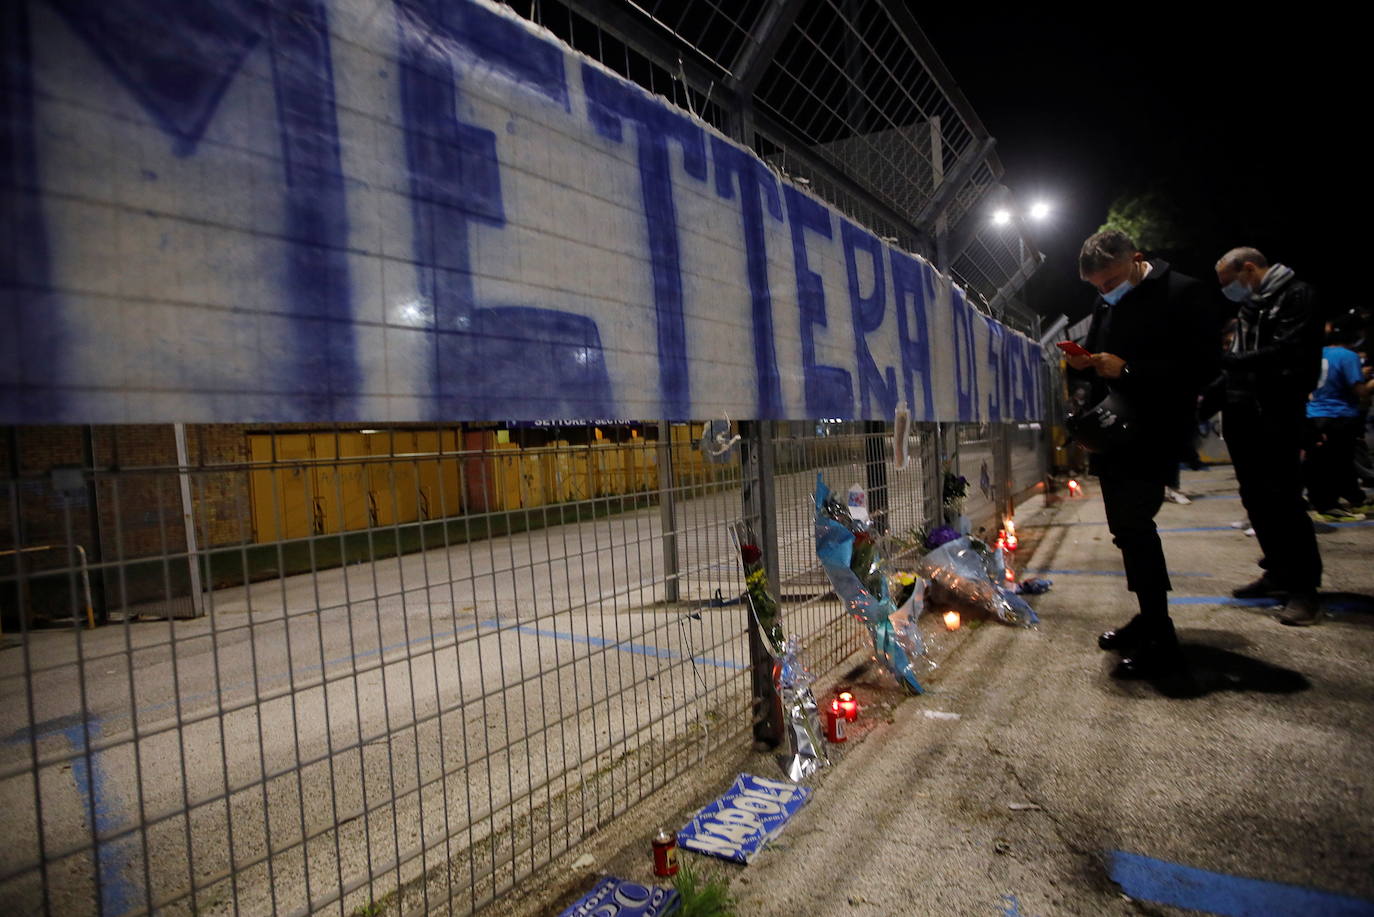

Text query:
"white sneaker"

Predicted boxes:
[[1164, 487, 1192, 505], [1229, 519, 1249, 529], [1244, 527, 1255, 537]]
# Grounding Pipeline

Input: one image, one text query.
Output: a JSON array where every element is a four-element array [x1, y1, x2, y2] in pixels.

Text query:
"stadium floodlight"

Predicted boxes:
[[1029, 201, 1051, 221], [992, 208, 1012, 226]]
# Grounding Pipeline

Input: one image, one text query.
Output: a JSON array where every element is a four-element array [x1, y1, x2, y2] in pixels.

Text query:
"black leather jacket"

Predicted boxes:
[[1222, 274, 1323, 407]]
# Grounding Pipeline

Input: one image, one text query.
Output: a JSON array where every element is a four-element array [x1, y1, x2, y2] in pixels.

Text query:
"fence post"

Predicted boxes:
[[739, 420, 783, 750], [656, 421, 679, 604], [173, 423, 204, 617]]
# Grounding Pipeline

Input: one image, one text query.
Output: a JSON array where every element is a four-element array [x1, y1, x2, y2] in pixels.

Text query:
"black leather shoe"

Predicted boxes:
[[1098, 616, 1144, 651], [1231, 576, 1287, 600], [1279, 592, 1322, 627], [1112, 620, 1180, 676], [1115, 639, 1184, 678]]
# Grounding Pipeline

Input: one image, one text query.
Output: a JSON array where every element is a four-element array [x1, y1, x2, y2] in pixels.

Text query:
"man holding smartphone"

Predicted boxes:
[[1064, 230, 1221, 675]]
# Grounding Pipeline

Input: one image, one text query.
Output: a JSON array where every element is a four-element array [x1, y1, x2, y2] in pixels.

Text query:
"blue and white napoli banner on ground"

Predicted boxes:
[[557, 876, 678, 917], [677, 773, 810, 864], [2, 0, 1043, 425]]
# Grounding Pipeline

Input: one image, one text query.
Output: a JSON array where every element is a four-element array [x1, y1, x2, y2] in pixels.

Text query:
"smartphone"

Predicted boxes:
[[1056, 341, 1091, 358]]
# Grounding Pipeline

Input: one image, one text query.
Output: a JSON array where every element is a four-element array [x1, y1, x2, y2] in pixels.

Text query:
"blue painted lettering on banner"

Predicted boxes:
[[986, 320, 1005, 422], [1, 2, 61, 419], [397, 0, 608, 418], [397, 0, 505, 417], [269, 0, 360, 418], [584, 65, 706, 420], [842, 222, 897, 419], [409, 0, 569, 108], [9, 0, 1051, 425], [47, 0, 361, 417], [951, 285, 980, 421], [889, 250, 936, 421], [711, 137, 784, 417], [471, 307, 612, 417], [1006, 333, 1022, 421], [784, 186, 852, 417], [1017, 336, 1038, 419], [47, 0, 265, 156]]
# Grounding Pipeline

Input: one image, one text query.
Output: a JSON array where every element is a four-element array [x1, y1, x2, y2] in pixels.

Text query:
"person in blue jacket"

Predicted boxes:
[[1304, 318, 1371, 522]]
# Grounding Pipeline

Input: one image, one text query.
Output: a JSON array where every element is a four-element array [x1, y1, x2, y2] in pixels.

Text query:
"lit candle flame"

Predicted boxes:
[[943, 610, 961, 631]]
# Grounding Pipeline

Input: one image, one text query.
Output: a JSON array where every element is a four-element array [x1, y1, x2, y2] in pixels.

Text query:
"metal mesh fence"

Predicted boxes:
[[505, 0, 1042, 314], [0, 418, 1037, 915]]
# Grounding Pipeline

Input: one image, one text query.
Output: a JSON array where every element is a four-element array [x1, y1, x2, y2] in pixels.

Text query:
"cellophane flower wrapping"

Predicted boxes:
[[814, 474, 927, 693], [776, 635, 828, 780], [919, 536, 1039, 627]]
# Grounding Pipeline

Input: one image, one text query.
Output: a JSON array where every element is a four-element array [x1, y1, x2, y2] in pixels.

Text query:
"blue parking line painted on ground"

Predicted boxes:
[[1170, 596, 1370, 613], [479, 619, 745, 671], [1028, 519, 1374, 532], [1108, 849, 1374, 917], [1036, 569, 1213, 578], [1170, 596, 1279, 607], [58, 720, 140, 915], [19, 620, 485, 745]]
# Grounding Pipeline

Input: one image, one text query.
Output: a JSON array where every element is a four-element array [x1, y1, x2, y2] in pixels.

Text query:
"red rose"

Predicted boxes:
[[741, 544, 762, 564]]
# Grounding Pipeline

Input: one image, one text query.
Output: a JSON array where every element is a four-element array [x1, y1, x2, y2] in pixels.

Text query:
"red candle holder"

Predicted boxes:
[[823, 697, 847, 742]]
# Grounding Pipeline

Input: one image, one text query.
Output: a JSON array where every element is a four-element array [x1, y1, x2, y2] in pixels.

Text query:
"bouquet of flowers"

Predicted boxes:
[[919, 535, 1038, 627], [731, 526, 783, 652], [814, 474, 928, 693], [730, 522, 826, 777], [942, 466, 969, 521]]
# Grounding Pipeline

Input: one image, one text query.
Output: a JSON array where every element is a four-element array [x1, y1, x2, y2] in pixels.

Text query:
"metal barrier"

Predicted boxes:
[[0, 419, 1043, 915]]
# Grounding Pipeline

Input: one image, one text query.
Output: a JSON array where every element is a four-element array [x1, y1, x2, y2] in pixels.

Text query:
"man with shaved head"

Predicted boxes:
[[1214, 247, 1326, 625]]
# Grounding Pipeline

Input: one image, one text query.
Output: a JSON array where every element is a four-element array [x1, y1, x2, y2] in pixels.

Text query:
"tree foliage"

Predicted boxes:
[[1097, 189, 1190, 253]]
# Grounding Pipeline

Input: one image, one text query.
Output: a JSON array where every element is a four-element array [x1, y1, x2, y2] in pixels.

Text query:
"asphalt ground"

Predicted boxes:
[[529, 466, 1374, 917]]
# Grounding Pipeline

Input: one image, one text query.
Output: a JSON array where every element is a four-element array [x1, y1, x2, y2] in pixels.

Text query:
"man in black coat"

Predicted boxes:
[[1214, 247, 1325, 625], [1066, 231, 1220, 674]]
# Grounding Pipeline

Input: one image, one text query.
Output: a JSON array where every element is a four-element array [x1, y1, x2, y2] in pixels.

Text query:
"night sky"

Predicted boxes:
[[914, 5, 1352, 322]]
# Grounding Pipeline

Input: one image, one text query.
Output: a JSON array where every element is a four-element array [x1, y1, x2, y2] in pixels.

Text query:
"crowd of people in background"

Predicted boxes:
[[1064, 232, 1372, 676]]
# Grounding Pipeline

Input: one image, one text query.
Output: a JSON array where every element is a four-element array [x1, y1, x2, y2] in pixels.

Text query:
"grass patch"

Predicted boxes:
[[349, 888, 397, 917], [672, 860, 737, 917]]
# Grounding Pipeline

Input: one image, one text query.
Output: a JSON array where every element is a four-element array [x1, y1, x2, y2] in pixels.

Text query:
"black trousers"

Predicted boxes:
[[1098, 473, 1171, 623], [1305, 416, 1365, 511], [1224, 400, 1322, 591]]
